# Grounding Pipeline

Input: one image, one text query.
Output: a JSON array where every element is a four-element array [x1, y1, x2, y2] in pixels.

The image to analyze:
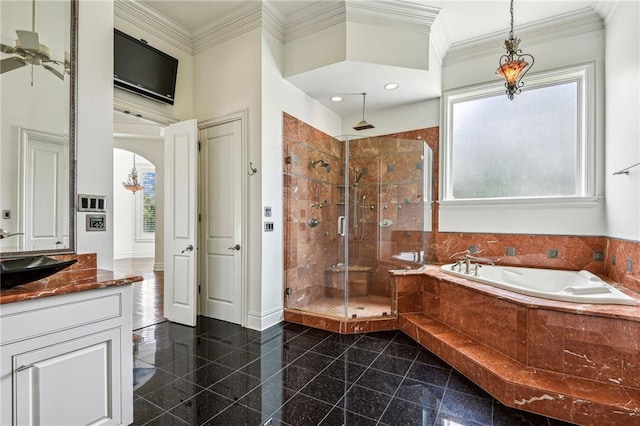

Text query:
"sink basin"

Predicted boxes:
[[0, 256, 77, 290]]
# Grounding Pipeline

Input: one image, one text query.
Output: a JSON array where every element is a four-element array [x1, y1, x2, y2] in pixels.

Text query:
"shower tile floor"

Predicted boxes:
[[132, 317, 576, 425], [289, 296, 392, 319]]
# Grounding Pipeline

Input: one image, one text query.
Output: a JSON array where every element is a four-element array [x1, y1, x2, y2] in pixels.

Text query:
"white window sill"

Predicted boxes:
[[439, 196, 601, 209]]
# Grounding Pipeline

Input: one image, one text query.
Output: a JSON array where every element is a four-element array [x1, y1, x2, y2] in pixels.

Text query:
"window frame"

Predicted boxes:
[[134, 165, 156, 242], [440, 62, 597, 207]]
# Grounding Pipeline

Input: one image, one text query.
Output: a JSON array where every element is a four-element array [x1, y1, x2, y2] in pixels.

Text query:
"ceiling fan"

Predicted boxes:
[[0, 0, 69, 82]]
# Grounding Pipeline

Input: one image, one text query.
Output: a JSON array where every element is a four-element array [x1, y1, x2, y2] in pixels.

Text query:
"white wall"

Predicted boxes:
[[604, 1, 640, 241], [76, 0, 114, 269], [259, 30, 342, 330], [439, 28, 607, 236]]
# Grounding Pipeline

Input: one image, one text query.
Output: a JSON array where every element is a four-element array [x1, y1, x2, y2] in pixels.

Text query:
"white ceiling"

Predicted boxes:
[[136, 0, 604, 116]]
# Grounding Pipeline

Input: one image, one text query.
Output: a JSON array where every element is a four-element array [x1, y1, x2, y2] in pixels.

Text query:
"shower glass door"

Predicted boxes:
[[283, 134, 349, 318]]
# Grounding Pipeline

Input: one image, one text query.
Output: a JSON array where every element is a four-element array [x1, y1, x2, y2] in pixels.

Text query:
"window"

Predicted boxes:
[[136, 166, 156, 240], [442, 63, 595, 205]]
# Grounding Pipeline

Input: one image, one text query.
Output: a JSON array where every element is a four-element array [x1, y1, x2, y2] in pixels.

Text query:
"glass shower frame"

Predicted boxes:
[[284, 134, 429, 320]]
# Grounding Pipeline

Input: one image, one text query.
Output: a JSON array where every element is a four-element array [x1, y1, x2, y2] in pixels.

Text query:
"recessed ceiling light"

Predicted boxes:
[[330, 96, 343, 102], [384, 83, 399, 90]]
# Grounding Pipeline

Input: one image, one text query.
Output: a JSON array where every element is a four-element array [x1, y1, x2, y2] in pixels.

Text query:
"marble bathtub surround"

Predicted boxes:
[[0, 252, 142, 304], [393, 266, 640, 425]]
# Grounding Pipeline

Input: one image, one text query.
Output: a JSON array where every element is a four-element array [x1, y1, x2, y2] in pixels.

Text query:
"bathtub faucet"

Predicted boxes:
[[463, 253, 495, 274]]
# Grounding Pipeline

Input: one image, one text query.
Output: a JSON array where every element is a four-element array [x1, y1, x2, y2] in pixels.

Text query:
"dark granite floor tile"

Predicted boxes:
[[241, 349, 288, 380], [365, 330, 398, 341], [273, 393, 333, 425], [382, 341, 421, 360], [303, 327, 334, 340], [319, 407, 378, 426], [195, 317, 242, 338], [237, 380, 297, 420], [406, 362, 451, 388], [339, 346, 379, 367], [144, 412, 189, 426], [155, 353, 212, 377], [370, 353, 413, 376], [548, 417, 579, 426], [242, 336, 283, 355], [395, 378, 445, 410], [414, 348, 450, 369], [169, 389, 234, 425], [283, 322, 310, 333], [380, 397, 438, 426], [439, 389, 493, 425], [446, 369, 493, 399], [339, 384, 392, 420], [202, 403, 262, 426], [493, 400, 552, 426], [133, 397, 164, 426], [393, 332, 422, 348], [183, 362, 235, 389], [354, 336, 392, 352], [323, 359, 366, 384], [288, 333, 324, 350], [272, 364, 321, 391], [434, 411, 487, 426], [354, 368, 403, 396], [291, 351, 335, 373], [192, 338, 236, 361], [215, 349, 261, 370], [311, 340, 350, 358], [209, 371, 260, 401], [134, 366, 177, 396], [143, 378, 205, 411], [325, 333, 362, 346], [300, 374, 351, 405]]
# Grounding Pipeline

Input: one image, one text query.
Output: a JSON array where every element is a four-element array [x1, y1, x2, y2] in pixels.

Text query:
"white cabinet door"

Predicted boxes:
[[14, 328, 122, 426]]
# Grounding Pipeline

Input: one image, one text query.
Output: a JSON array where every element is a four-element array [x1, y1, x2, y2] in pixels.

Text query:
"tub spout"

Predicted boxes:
[[463, 253, 495, 274]]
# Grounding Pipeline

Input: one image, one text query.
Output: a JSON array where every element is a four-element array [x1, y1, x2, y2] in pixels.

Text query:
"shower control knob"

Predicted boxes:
[[228, 244, 241, 251]]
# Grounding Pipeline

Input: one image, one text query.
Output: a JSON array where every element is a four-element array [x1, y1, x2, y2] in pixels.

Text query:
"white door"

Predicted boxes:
[[164, 120, 198, 327], [201, 119, 243, 325], [21, 129, 68, 251]]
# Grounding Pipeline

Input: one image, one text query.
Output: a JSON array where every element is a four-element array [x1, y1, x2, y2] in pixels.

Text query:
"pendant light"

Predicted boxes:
[[122, 154, 143, 193], [496, 0, 534, 100]]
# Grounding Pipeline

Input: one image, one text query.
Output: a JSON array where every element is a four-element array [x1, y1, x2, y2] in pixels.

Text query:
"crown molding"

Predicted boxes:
[[262, 1, 286, 43], [192, 2, 264, 55], [444, 7, 604, 66], [284, 2, 346, 43], [346, 0, 440, 34], [114, 0, 192, 55], [592, 0, 618, 25]]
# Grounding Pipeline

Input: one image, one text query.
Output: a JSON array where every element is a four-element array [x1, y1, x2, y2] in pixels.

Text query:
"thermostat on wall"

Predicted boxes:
[[78, 194, 107, 212], [86, 214, 106, 231]]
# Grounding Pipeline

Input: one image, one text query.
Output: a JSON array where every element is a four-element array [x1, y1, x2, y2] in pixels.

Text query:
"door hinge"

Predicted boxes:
[[285, 287, 292, 296], [198, 213, 201, 222], [198, 141, 201, 152], [198, 285, 201, 294]]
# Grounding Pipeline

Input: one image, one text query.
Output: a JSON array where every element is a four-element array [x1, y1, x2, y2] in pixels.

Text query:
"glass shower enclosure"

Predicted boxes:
[[284, 134, 431, 320]]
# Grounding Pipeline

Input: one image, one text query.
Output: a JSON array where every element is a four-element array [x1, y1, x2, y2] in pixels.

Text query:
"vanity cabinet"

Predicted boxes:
[[0, 285, 133, 425]]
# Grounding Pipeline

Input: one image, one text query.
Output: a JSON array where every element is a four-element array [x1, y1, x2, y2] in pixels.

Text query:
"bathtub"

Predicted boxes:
[[440, 263, 637, 306]]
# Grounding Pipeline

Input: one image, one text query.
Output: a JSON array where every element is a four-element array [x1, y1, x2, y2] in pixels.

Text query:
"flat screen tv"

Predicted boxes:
[[114, 29, 178, 105]]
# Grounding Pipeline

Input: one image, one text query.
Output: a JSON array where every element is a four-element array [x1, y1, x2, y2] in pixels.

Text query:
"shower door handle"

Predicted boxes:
[[337, 216, 345, 236]]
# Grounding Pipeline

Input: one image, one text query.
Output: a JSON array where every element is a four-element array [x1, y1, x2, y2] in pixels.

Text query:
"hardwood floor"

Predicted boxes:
[[113, 258, 165, 330]]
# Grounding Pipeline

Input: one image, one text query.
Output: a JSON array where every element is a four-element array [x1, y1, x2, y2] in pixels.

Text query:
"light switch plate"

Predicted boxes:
[[78, 194, 107, 212]]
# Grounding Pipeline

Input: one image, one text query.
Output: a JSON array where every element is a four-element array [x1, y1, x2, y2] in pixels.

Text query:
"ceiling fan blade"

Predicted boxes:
[[43, 63, 64, 80], [1, 57, 27, 74], [1, 43, 17, 54], [16, 30, 40, 51]]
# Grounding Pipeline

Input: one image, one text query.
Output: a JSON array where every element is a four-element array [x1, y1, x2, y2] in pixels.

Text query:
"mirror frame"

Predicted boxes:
[[0, 0, 77, 259]]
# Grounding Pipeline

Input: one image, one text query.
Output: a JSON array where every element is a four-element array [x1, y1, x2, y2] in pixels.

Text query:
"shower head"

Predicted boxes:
[[311, 159, 331, 172], [353, 93, 375, 131]]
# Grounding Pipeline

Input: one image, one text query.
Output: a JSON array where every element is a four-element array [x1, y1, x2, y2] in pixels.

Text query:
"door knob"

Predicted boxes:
[[228, 244, 241, 251], [181, 244, 194, 253]]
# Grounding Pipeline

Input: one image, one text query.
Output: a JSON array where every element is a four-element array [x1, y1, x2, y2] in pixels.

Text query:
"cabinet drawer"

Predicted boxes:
[[0, 292, 122, 344]]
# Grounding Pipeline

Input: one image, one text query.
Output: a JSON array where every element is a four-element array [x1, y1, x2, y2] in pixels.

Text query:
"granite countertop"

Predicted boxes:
[[0, 269, 143, 304]]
